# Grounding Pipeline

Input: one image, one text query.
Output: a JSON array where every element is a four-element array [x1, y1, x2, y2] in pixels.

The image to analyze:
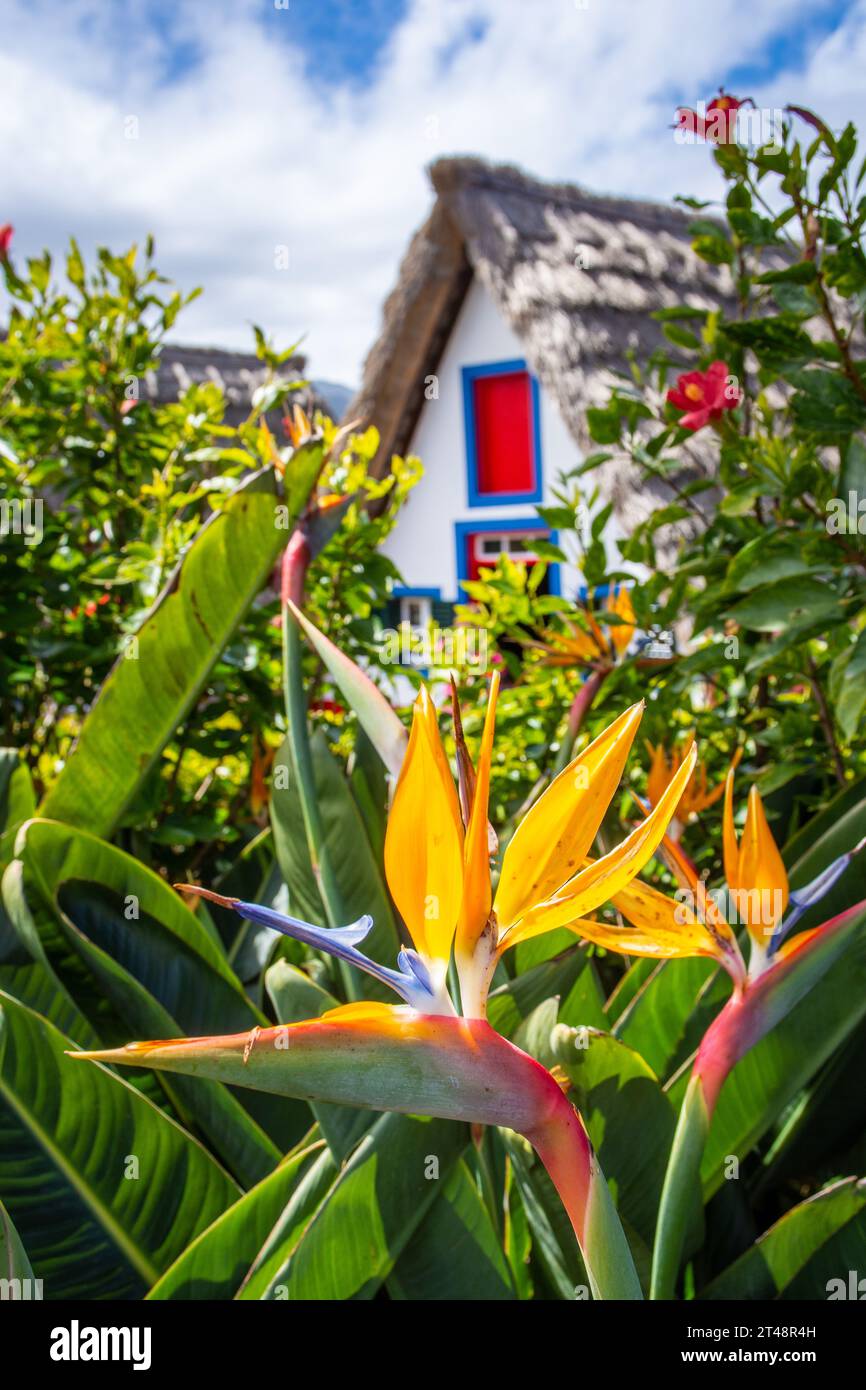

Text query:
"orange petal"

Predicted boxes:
[[608, 585, 636, 656], [494, 702, 644, 929], [565, 908, 717, 962], [500, 743, 698, 948], [455, 672, 499, 956], [384, 686, 464, 961], [645, 741, 672, 809], [736, 785, 789, 945]]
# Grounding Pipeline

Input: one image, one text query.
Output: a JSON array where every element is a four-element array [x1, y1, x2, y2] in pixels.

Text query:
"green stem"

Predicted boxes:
[[550, 666, 609, 779], [280, 531, 359, 998], [648, 1071, 711, 1300], [806, 654, 846, 788], [527, 1086, 643, 1300], [650, 987, 744, 1300]]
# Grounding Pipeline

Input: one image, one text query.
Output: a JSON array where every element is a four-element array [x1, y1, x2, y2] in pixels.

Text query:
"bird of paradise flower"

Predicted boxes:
[[69, 613, 865, 1301]]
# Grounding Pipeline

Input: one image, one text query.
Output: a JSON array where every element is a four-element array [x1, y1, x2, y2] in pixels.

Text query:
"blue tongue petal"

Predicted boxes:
[[233, 899, 437, 1008], [769, 837, 866, 956], [397, 948, 434, 993]]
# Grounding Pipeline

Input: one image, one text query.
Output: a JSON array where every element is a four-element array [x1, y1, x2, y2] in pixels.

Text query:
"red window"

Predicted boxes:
[[470, 369, 536, 498]]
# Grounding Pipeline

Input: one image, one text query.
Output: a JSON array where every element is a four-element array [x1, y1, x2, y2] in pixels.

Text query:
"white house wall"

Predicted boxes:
[[380, 276, 598, 604]]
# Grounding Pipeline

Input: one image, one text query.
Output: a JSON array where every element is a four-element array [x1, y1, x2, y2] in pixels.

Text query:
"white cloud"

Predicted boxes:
[[0, 0, 863, 384]]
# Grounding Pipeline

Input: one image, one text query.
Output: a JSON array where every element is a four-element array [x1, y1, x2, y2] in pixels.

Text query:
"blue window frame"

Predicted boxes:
[[391, 586, 443, 600], [461, 359, 543, 508], [454, 518, 560, 601]]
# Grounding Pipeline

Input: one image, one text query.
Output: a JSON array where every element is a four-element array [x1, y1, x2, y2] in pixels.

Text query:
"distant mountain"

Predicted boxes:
[[312, 379, 354, 421]]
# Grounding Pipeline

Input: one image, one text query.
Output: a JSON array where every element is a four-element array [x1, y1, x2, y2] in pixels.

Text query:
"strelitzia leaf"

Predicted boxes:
[[550, 1024, 677, 1250], [701, 1177, 866, 1301], [287, 600, 407, 777], [651, 899, 866, 1299], [147, 1137, 325, 1301], [41, 471, 309, 839], [0, 991, 240, 1299], [70, 1007, 642, 1299], [0, 1195, 34, 1285], [258, 1112, 468, 1300], [387, 1158, 516, 1300], [69, 1010, 563, 1133]]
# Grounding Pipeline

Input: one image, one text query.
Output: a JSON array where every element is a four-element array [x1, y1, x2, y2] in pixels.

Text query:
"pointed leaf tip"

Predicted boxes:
[[174, 884, 240, 909]]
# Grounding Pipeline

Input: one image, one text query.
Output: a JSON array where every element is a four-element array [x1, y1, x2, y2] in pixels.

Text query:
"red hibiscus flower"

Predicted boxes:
[[0, 224, 13, 258], [667, 361, 740, 432], [675, 93, 743, 145]]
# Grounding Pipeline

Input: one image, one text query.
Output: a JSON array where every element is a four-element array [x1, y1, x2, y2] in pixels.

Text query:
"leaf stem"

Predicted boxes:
[[551, 666, 609, 777], [280, 532, 359, 997], [806, 654, 846, 787], [527, 1085, 643, 1300]]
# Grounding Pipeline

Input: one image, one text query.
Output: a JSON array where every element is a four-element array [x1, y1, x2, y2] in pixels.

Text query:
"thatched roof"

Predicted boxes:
[[349, 157, 738, 524], [149, 345, 320, 427]]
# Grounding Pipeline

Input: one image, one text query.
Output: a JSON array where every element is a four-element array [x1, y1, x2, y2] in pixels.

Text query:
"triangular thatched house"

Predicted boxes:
[[350, 156, 733, 623]]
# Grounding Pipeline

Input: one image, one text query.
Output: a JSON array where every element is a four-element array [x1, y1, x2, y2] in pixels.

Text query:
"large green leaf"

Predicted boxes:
[[387, 1158, 516, 1300], [615, 956, 727, 1082], [834, 629, 866, 740], [782, 779, 866, 932], [269, 734, 326, 926], [0, 751, 36, 963], [288, 601, 407, 776], [757, 1016, 866, 1189], [500, 1130, 587, 1299], [147, 1137, 325, 1300], [258, 1112, 468, 1299], [236, 1145, 340, 1300], [558, 958, 609, 1030], [41, 469, 311, 838], [0, 1194, 34, 1287], [487, 951, 586, 1039], [9, 819, 256, 1033], [604, 956, 657, 1022], [0, 990, 239, 1299], [701, 1177, 866, 1299], [727, 577, 841, 632], [5, 817, 308, 1160], [782, 775, 866, 868], [0, 749, 35, 870], [550, 1024, 676, 1250]]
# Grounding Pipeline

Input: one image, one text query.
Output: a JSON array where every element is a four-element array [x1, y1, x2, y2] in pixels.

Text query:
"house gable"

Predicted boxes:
[[381, 276, 585, 603]]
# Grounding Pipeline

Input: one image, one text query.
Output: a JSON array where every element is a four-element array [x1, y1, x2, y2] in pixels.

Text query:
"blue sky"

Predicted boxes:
[[1, 0, 865, 383], [273, 0, 413, 85]]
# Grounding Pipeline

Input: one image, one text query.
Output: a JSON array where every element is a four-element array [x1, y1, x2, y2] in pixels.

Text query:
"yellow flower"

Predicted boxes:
[[572, 760, 843, 988], [383, 677, 696, 1015], [531, 585, 636, 668], [646, 740, 739, 829], [723, 765, 788, 961]]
